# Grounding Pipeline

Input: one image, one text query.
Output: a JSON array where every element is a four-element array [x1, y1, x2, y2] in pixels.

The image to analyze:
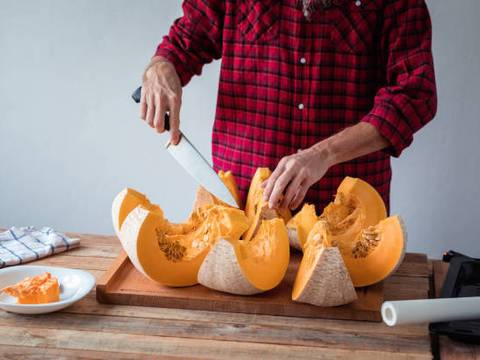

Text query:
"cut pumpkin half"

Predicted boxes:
[[112, 188, 249, 287]]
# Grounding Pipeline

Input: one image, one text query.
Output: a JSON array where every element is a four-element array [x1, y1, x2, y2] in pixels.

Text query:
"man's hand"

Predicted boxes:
[[262, 122, 390, 211], [140, 57, 183, 145], [262, 147, 333, 210]]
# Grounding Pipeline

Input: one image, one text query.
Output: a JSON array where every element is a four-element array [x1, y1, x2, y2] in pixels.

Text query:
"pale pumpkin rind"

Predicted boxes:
[[292, 246, 357, 306], [113, 187, 250, 287], [291, 177, 406, 307], [198, 218, 290, 295], [198, 168, 290, 295]]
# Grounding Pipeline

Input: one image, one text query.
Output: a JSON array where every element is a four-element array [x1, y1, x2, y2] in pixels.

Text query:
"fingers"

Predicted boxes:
[[154, 96, 167, 133], [140, 88, 147, 120], [263, 157, 287, 202], [281, 171, 306, 209], [168, 94, 181, 145], [290, 184, 309, 210], [268, 170, 294, 209], [145, 94, 155, 128]]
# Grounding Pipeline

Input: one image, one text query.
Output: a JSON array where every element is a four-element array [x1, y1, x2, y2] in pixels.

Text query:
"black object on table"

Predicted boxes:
[[430, 250, 480, 344]]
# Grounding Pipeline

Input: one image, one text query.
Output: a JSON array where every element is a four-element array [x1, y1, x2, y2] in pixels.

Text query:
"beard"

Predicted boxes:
[[299, 0, 333, 19]]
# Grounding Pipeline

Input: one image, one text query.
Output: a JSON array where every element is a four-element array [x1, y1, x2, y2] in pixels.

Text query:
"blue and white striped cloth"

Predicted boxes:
[[0, 227, 80, 268]]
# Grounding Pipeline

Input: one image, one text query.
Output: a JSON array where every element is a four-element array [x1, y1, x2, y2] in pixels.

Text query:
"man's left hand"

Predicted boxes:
[[262, 146, 333, 210]]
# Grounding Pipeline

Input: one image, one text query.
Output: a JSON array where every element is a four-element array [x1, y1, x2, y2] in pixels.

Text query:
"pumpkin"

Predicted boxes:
[[193, 170, 242, 209], [218, 170, 242, 208], [287, 177, 406, 306], [287, 203, 318, 250], [1, 272, 60, 304], [113, 188, 249, 287], [342, 215, 407, 287], [197, 168, 290, 294], [113, 168, 290, 294], [197, 217, 290, 295], [292, 220, 357, 306], [290, 177, 407, 300], [244, 167, 292, 224]]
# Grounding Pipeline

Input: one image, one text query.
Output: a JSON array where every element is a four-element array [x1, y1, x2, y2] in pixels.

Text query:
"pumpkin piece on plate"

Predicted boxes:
[[1, 272, 60, 304]]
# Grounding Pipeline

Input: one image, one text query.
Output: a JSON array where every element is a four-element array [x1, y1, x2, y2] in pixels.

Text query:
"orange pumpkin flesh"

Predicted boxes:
[[291, 177, 406, 293], [198, 168, 290, 294], [113, 168, 290, 293], [1, 272, 60, 304]]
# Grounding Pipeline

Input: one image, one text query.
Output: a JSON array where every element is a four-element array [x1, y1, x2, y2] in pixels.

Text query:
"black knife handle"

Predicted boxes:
[[131, 86, 170, 131]]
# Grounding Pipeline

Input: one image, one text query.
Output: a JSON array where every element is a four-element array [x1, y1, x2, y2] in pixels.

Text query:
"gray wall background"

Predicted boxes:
[[1, 0, 479, 258]]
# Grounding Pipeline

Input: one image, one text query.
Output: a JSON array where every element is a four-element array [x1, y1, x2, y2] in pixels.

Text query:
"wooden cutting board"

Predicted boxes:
[[97, 250, 384, 321]]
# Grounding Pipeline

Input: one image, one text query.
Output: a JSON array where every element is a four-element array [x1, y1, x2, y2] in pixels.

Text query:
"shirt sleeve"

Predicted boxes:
[[361, 0, 437, 157], [155, 0, 225, 86]]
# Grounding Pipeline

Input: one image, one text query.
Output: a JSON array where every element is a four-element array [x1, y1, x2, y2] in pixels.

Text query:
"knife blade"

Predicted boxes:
[[132, 87, 238, 208]]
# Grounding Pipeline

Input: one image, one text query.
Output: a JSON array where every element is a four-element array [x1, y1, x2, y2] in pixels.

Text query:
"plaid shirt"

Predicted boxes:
[[155, 0, 437, 212]]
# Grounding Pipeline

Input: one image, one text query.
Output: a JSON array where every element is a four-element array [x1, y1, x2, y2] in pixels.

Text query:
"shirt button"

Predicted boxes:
[[355, 0, 362, 6], [300, 57, 307, 64], [298, 103, 305, 110]]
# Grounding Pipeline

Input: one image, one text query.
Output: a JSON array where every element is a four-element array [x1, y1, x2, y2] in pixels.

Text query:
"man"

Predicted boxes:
[[140, 0, 437, 213]]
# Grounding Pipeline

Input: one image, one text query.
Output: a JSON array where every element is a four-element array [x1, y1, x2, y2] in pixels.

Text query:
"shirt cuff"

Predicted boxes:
[[154, 47, 194, 87], [361, 104, 413, 158]]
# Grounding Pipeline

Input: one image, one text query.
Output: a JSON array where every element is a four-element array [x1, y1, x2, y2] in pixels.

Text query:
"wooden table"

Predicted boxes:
[[0, 232, 476, 359]]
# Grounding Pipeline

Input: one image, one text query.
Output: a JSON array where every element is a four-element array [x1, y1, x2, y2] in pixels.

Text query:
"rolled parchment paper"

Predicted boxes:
[[381, 297, 480, 326]]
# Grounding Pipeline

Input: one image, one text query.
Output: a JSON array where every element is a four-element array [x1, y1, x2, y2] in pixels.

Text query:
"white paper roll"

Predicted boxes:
[[381, 297, 480, 326]]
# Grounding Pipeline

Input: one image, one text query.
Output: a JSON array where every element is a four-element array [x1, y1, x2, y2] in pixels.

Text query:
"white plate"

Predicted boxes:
[[0, 265, 95, 314]]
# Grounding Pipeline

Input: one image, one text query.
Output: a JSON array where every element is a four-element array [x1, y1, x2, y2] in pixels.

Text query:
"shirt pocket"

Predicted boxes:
[[237, 0, 280, 44], [327, 0, 380, 54]]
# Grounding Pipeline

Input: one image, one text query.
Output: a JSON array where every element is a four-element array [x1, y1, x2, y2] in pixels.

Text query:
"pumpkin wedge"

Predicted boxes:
[[292, 220, 357, 306], [287, 177, 387, 250], [112, 188, 250, 287], [342, 215, 407, 287], [287, 203, 318, 250], [197, 168, 290, 295], [289, 177, 406, 300], [218, 170, 242, 208], [198, 218, 290, 295], [244, 167, 292, 223]]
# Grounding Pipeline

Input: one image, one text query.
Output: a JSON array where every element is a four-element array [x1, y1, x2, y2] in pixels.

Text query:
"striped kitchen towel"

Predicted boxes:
[[0, 227, 80, 268]]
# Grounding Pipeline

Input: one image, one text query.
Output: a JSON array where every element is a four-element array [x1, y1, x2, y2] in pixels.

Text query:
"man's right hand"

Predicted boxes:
[[140, 56, 183, 145]]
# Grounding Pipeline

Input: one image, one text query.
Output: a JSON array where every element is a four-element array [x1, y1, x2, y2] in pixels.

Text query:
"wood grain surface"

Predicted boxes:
[[432, 261, 480, 360], [0, 231, 434, 359], [97, 250, 384, 321]]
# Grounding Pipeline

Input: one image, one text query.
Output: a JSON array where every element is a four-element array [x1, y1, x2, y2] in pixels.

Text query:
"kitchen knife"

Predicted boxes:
[[132, 87, 238, 208]]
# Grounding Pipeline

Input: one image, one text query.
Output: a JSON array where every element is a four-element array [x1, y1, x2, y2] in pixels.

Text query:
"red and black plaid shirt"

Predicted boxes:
[[156, 0, 437, 212]]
